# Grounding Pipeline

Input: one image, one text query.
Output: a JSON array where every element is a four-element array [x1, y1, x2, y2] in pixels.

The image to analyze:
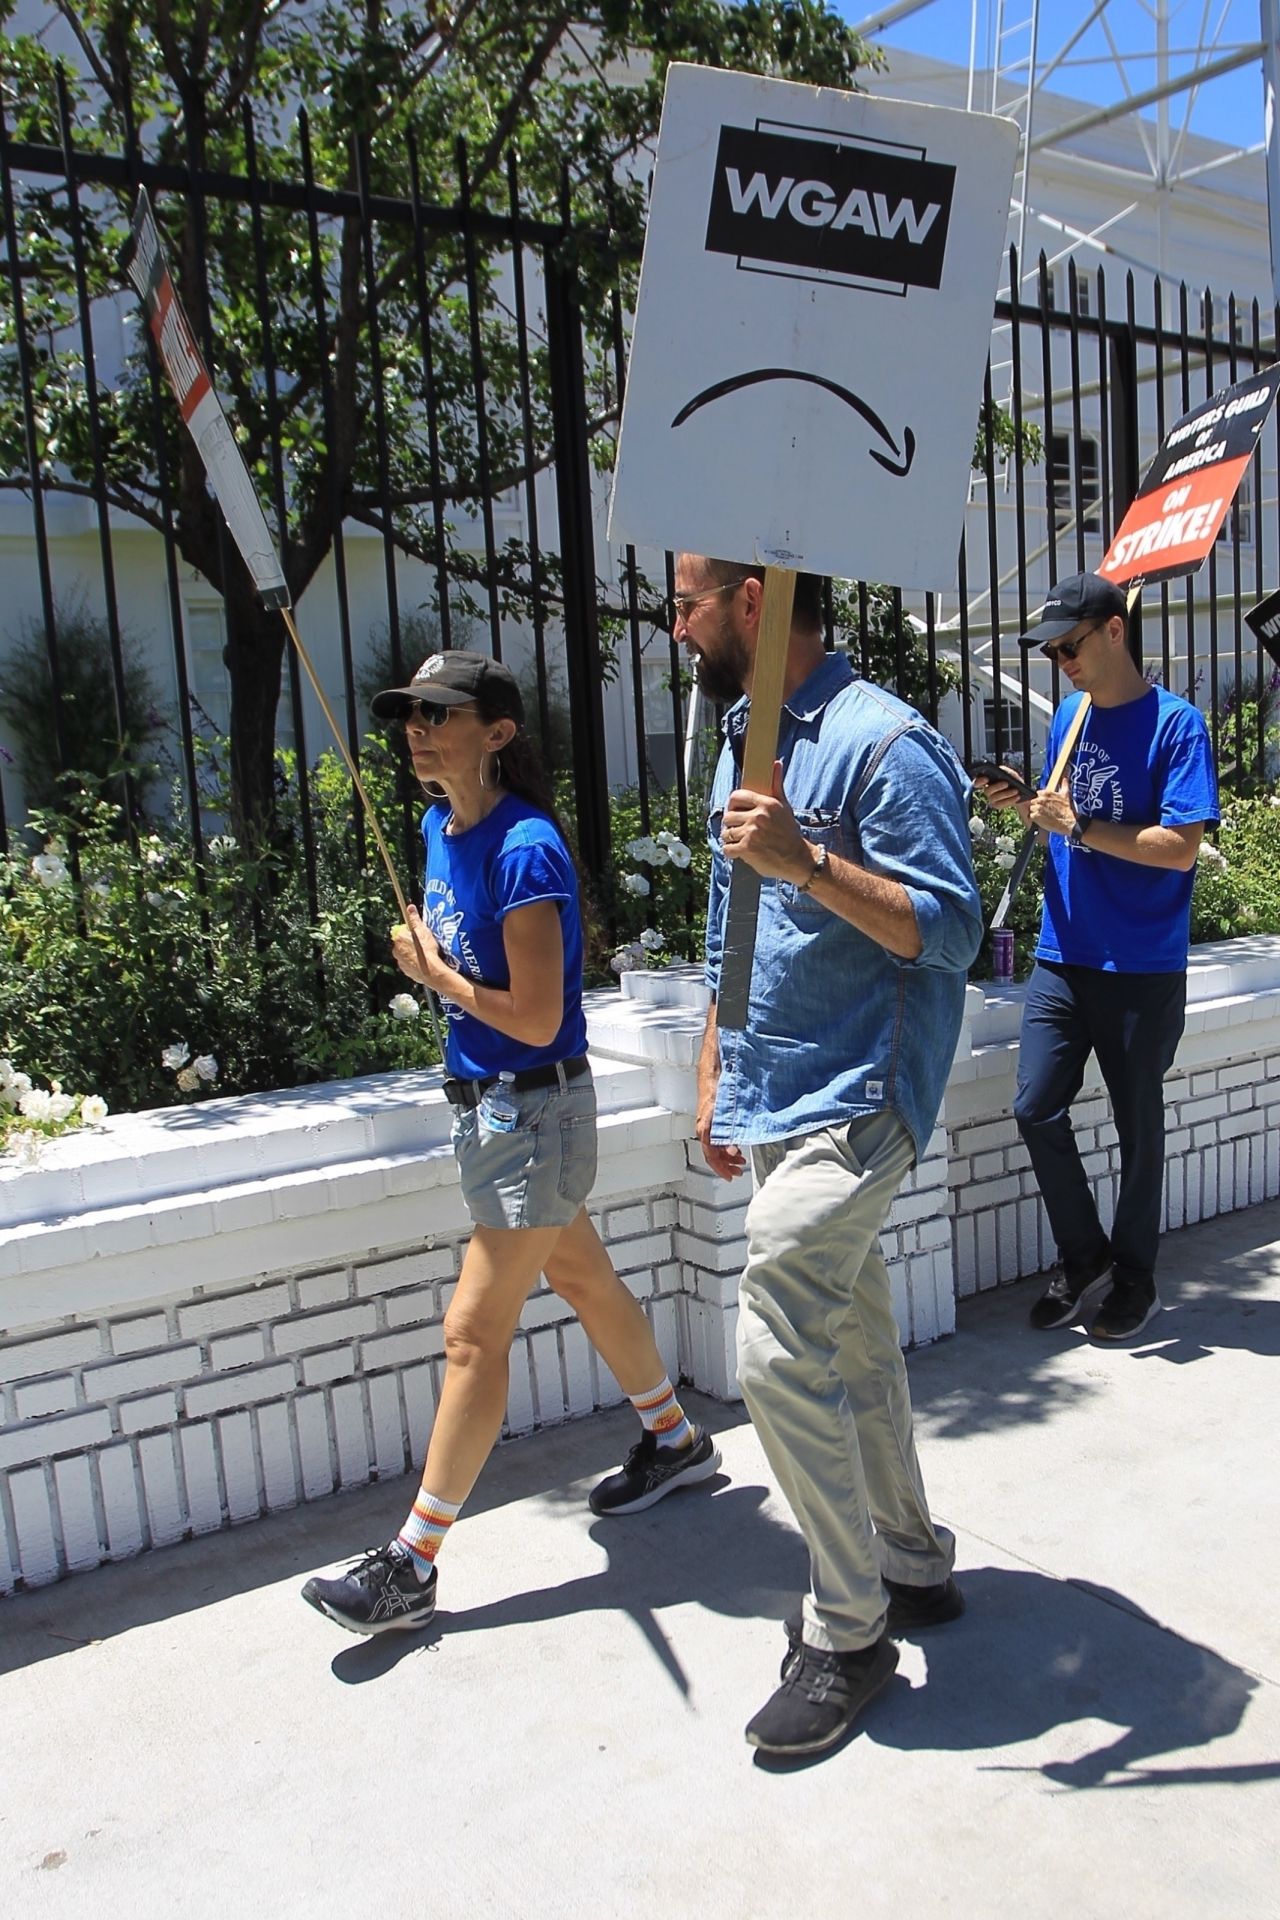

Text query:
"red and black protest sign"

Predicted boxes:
[[1099, 363, 1280, 591], [1246, 587, 1280, 669], [120, 190, 291, 611]]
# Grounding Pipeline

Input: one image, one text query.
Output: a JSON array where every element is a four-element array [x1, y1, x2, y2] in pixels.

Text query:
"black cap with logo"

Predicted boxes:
[[371, 650, 525, 724], [1018, 571, 1128, 647]]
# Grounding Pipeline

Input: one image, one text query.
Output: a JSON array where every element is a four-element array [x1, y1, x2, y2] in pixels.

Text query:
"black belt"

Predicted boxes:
[[443, 1055, 590, 1110]]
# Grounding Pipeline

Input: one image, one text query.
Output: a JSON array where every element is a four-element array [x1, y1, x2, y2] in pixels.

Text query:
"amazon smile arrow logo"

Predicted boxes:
[[671, 370, 916, 478]]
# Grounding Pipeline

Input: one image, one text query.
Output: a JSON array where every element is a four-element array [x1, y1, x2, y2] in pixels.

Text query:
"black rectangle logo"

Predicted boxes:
[[705, 124, 955, 292]]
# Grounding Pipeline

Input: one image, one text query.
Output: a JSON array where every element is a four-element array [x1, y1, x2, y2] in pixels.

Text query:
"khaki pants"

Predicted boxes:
[[737, 1110, 955, 1653]]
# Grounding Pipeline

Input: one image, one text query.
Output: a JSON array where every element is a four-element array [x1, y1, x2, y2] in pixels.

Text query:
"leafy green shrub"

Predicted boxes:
[[0, 596, 166, 822]]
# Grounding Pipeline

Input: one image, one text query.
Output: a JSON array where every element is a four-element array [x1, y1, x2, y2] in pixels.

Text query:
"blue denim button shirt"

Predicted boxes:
[[705, 653, 982, 1161]]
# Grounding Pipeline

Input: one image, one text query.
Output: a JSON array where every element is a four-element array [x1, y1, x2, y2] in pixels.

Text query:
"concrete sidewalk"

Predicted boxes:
[[3, 1203, 1279, 1920]]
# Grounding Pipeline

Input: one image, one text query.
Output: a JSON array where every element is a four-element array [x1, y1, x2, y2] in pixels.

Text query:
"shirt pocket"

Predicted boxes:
[[777, 808, 847, 919]]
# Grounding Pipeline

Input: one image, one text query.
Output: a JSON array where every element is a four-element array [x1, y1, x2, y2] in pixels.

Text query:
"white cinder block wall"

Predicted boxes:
[[5, 940, 1280, 1594]]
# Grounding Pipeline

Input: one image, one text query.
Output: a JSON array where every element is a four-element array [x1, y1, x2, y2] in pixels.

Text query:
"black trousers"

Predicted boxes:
[[1014, 962, 1187, 1288]]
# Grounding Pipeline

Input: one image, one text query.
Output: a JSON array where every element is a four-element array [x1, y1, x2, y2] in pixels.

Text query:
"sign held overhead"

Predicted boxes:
[[609, 66, 1018, 590]]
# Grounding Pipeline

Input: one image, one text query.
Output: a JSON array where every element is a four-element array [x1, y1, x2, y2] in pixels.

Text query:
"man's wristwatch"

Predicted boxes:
[[1068, 815, 1090, 849], [796, 842, 829, 892]]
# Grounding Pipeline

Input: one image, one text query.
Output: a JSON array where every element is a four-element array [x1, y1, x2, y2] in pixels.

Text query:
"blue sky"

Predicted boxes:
[[834, 0, 1269, 152]]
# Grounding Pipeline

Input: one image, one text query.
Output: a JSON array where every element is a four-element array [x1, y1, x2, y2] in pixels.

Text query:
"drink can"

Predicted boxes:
[[992, 927, 1015, 983]]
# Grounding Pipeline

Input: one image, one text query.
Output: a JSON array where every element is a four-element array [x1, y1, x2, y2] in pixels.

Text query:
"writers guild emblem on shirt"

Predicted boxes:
[[704, 120, 955, 296]]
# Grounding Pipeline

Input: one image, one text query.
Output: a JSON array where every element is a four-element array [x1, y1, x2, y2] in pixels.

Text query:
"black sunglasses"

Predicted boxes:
[[395, 699, 476, 728], [1039, 621, 1105, 663]]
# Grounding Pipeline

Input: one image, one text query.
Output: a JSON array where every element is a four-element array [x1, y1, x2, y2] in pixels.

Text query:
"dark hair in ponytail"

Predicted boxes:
[[474, 692, 601, 950]]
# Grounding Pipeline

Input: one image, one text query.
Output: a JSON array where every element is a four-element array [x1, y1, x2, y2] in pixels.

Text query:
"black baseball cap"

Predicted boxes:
[[371, 650, 525, 724], [1018, 571, 1127, 646]]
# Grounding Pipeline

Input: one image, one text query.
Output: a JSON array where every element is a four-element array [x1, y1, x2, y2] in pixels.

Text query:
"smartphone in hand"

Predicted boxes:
[[969, 760, 1036, 801]]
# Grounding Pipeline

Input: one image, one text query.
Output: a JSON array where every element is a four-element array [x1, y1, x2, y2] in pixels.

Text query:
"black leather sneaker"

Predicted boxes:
[[1028, 1249, 1113, 1330], [302, 1545, 437, 1635], [1091, 1277, 1161, 1343], [588, 1425, 721, 1516], [747, 1637, 899, 1756]]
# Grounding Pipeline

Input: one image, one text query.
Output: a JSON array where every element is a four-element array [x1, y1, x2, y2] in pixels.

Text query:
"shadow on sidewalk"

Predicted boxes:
[[870, 1565, 1273, 1790], [328, 1479, 810, 1699]]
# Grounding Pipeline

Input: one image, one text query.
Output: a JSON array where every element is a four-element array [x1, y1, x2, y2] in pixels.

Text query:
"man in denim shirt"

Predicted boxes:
[[677, 554, 982, 1759]]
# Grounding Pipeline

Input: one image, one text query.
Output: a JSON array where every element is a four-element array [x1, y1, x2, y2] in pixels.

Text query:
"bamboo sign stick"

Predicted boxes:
[[119, 191, 447, 1057], [715, 568, 796, 1031]]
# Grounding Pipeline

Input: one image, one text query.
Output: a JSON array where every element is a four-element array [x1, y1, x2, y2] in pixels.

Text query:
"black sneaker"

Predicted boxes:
[[884, 1575, 966, 1634], [746, 1637, 899, 1756], [301, 1545, 437, 1636], [780, 1574, 963, 1671], [588, 1425, 722, 1516], [1091, 1278, 1161, 1343], [1028, 1249, 1113, 1330]]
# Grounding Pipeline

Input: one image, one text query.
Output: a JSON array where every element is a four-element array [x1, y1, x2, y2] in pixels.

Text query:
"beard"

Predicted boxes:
[[691, 609, 751, 704]]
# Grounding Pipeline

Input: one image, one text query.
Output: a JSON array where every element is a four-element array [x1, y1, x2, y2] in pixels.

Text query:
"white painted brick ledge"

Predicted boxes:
[[4, 944, 1280, 1593]]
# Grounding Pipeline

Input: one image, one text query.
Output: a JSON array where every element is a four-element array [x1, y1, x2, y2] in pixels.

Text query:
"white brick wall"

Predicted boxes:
[[5, 946, 1280, 1593]]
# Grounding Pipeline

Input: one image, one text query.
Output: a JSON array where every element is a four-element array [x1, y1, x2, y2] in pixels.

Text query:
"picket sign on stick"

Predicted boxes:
[[715, 569, 796, 1029], [609, 66, 1018, 1028], [119, 189, 448, 1057]]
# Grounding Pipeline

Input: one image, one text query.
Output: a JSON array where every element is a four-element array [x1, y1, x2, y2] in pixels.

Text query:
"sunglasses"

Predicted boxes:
[[672, 577, 749, 623], [1039, 621, 1105, 663], [396, 699, 477, 728]]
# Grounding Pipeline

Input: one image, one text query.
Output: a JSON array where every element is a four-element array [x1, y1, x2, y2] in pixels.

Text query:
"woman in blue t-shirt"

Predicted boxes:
[[302, 652, 719, 1637]]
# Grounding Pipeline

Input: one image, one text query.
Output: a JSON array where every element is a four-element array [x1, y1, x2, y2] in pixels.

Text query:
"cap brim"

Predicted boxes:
[[1018, 616, 1080, 647], [370, 683, 475, 718]]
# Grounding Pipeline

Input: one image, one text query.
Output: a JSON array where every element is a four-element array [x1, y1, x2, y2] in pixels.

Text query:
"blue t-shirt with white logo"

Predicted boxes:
[[1036, 686, 1219, 973], [421, 793, 587, 1078]]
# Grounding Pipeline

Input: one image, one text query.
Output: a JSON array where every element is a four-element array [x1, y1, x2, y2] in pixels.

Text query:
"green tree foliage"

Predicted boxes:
[[0, 0, 879, 844]]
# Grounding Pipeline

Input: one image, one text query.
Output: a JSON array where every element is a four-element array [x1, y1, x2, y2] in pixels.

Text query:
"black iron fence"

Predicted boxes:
[[3, 101, 1279, 918]]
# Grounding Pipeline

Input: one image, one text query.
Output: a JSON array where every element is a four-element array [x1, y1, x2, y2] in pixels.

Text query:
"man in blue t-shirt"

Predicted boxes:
[[978, 571, 1219, 1342]]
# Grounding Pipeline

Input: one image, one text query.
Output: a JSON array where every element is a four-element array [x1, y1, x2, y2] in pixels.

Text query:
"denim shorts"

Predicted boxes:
[[450, 1068, 599, 1230]]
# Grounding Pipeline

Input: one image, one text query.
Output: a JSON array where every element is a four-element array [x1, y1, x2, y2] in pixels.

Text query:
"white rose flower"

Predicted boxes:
[[610, 942, 645, 975], [625, 835, 658, 862], [47, 1092, 77, 1122], [666, 840, 692, 869], [175, 1065, 201, 1092], [654, 829, 676, 846], [995, 835, 1016, 855], [18, 1088, 54, 1122], [10, 1071, 31, 1097], [143, 839, 167, 868], [79, 1095, 109, 1125], [146, 890, 165, 909], [995, 850, 1017, 871], [31, 852, 70, 887], [389, 993, 420, 1021], [620, 872, 650, 897], [968, 815, 987, 839], [0, 1060, 13, 1085], [207, 835, 238, 859], [11, 1131, 42, 1167], [639, 927, 666, 952], [161, 1042, 191, 1071], [1199, 844, 1227, 869], [193, 1053, 219, 1082], [89, 877, 112, 899]]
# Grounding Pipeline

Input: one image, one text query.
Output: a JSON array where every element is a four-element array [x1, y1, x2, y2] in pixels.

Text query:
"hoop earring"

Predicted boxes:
[[479, 749, 502, 791]]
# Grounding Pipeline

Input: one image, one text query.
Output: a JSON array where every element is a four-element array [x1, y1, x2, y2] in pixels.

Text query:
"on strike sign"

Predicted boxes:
[[1100, 364, 1280, 590], [609, 65, 1017, 590]]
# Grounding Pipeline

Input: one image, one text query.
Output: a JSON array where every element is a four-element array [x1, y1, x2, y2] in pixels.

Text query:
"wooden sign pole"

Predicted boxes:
[[715, 567, 796, 1031]]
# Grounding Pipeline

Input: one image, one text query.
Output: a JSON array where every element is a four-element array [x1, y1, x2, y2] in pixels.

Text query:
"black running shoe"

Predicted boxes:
[[746, 1637, 899, 1756], [1091, 1278, 1161, 1343], [883, 1575, 966, 1634], [588, 1425, 722, 1516], [1028, 1250, 1113, 1330], [780, 1574, 963, 1672], [301, 1545, 436, 1636]]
